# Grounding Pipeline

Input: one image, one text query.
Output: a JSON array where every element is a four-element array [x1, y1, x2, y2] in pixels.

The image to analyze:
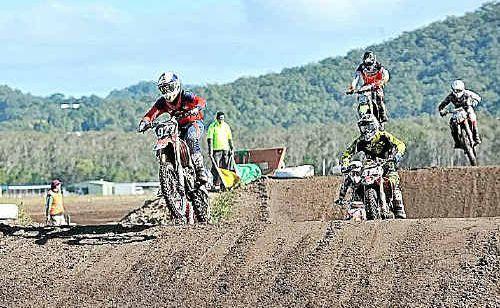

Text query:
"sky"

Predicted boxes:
[[0, 0, 491, 97]]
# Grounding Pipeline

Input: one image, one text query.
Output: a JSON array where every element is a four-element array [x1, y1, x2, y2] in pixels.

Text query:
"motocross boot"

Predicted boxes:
[[472, 125, 481, 145], [192, 153, 208, 185], [450, 126, 461, 149], [393, 187, 407, 219], [374, 90, 388, 123], [378, 101, 388, 123]]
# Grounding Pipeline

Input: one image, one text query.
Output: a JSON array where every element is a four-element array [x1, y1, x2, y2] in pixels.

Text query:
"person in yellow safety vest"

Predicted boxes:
[[45, 179, 66, 226], [206, 111, 234, 190]]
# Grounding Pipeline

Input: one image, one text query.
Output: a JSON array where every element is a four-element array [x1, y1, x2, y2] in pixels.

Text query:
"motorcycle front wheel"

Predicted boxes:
[[460, 125, 477, 166], [192, 186, 210, 223], [159, 162, 189, 223], [365, 188, 381, 220]]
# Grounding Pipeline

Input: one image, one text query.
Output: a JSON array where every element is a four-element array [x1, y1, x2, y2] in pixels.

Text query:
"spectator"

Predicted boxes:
[[207, 111, 234, 190]]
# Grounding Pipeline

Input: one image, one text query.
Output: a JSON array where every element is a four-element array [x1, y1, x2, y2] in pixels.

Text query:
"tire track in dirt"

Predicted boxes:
[[0, 167, 499, 307]]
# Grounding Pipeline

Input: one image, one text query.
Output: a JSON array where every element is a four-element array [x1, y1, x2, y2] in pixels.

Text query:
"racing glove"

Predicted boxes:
[[137, 119, 150, 133], [393, 152, 403, 164]]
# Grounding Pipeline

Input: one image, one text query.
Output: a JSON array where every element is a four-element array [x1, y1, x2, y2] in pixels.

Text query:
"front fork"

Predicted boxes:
[[158, 143, 186, 197], [361, 179, 391, 216], [462, 122, 474, 147], [378, 179, 391, 214]]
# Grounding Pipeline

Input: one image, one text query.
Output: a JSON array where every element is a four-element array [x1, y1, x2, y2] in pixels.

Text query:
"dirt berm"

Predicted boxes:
[[0, 166, 499, 307]]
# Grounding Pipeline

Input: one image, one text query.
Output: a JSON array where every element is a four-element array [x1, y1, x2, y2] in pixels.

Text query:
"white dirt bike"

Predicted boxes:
[[341, 157, 396, 221], [441, 107, 478, 166]]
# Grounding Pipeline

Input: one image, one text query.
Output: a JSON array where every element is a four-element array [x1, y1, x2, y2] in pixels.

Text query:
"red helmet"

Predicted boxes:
[[51, 179, 62, 189]]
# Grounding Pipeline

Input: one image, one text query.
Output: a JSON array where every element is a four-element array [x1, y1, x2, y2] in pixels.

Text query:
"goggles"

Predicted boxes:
[[158, 83, 176, 95]]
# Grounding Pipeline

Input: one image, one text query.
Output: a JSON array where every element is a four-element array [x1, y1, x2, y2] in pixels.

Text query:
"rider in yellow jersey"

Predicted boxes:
[[340, 114, 407, 218]]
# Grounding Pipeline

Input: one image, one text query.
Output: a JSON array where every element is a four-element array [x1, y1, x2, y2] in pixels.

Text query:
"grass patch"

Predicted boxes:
[[17, 202, 33, 226], [210, 190, 237, 224]]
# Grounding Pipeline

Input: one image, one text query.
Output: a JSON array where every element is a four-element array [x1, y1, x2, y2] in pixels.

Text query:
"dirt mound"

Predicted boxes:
[[120, 196, 173, 225], [400, 166, 500, 218], [266, 166, 500, 222], [0, 167, 499, 307]]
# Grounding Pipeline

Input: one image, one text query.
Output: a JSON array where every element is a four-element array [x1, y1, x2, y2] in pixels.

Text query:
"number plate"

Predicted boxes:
[[154, 138, 169, 151]]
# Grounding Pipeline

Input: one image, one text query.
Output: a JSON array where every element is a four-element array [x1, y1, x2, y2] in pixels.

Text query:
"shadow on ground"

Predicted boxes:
[[0, 223, 156, 246]]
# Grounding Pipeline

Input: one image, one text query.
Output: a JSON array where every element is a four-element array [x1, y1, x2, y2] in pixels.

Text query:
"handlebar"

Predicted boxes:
[[440, 106, 468, 116], [151, 116, 178, 127], [345, 85, 377, 95]]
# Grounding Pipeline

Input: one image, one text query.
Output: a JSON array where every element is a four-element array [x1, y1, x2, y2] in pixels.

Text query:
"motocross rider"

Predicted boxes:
[[438, 80, 482, 147], [138, 72, 208, 183], [348, 51, 390, 124], [339, 114, 407, 219]]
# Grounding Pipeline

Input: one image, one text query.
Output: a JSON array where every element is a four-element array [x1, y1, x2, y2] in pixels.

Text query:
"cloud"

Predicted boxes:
[[0, 0, 129, 43], [242, 0, 406, 30]]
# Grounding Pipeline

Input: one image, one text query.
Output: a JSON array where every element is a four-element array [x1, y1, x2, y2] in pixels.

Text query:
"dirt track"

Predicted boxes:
[[0, 167, 499, 307]]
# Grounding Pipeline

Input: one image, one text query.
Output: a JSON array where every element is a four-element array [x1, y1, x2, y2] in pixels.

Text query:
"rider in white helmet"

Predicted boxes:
[[138, 72, 208, 183], [438, 80, 482, 147]]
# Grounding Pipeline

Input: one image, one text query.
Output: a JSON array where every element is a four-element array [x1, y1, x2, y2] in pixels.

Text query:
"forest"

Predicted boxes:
[[0, 2, 498, 184]]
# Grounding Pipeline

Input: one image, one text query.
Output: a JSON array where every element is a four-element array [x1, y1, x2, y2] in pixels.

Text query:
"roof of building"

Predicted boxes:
[[7, 185, 51, 190]]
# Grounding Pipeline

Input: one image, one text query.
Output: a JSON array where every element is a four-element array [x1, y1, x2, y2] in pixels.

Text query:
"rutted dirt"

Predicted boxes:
[[0, 167, 499, 307]]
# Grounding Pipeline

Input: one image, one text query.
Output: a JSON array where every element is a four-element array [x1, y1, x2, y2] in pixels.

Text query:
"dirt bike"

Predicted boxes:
[[341, 157, 396, 220], [146, 116, 209, 224], [441, 107, 478, 166], [336, 161, 366, 222], [346, 84, 384, 126]]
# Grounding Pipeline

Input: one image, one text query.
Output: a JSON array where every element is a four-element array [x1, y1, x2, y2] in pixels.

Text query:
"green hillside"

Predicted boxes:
[[0, 2, 499, 184], [1, 116, 498, 185], [0, 2, 498, 133]]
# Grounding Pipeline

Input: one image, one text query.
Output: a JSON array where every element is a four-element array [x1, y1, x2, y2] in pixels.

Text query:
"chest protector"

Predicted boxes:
[[362, 70, 384, 86]]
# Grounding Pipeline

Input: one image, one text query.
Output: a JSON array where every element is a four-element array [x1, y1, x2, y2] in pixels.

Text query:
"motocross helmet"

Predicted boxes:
[[158, 72, 181, 102], [216, 111, 225, 121], [363, 51, 376, 66], [357, 114, 380, 142], [451, 80, 465, 98]]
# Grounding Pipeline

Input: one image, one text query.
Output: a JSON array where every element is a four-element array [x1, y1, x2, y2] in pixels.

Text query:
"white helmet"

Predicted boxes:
[[158, 72, 181, 102], [357, 114, 380, 141], [451, 80, 465, 98]]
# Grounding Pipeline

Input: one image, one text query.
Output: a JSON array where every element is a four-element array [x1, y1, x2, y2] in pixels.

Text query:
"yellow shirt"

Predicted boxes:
[[207, 120, 232, 151]]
